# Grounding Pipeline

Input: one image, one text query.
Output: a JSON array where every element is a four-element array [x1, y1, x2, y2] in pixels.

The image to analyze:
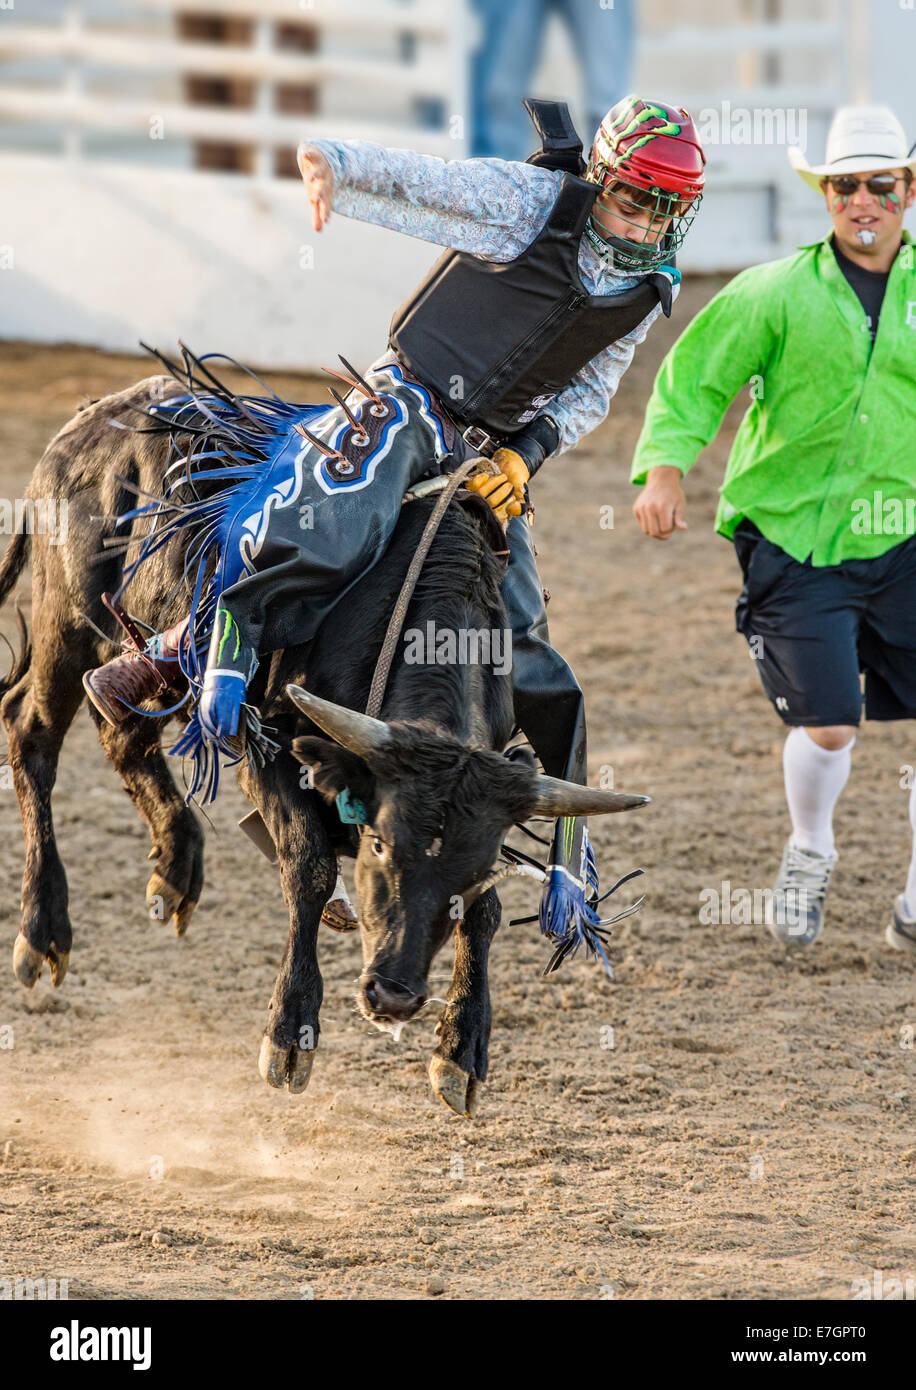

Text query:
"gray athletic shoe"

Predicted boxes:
[[768, 839, 838, 946], [885, 894, 916, 954]]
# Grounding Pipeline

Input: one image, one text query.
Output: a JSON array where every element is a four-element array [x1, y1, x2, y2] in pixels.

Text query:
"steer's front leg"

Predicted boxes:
[[244, 757, 336, 1094], [429, 887, 501, 1118]]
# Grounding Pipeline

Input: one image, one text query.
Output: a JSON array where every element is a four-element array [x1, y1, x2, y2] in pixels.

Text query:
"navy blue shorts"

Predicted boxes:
[[734, 520, 916, 726]]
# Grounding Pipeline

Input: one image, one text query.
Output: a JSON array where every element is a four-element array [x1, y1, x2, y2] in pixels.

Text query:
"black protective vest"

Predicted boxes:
[[388, 102, 673, 437]]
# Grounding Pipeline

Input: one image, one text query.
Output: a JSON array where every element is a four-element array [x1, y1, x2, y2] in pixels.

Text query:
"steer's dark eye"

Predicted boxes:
[[371, 837, 385, 857]]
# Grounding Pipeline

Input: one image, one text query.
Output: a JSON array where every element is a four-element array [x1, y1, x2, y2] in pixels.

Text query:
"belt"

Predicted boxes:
[[457, 423, 500, 459]]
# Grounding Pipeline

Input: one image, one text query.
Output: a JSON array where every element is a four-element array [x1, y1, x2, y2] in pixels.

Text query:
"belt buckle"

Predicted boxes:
[[461, 424, 496, 458]]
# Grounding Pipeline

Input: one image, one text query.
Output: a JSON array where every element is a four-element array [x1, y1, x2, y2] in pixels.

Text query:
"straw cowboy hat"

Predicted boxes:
[[789, 105, 916, 191]]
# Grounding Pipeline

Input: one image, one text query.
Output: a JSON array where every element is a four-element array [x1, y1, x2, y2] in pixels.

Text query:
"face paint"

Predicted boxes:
[[829, 177, 904, 218], [856, 227, 877, 246]]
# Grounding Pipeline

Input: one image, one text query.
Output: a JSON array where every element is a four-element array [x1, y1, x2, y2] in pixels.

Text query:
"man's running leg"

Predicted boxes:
[[733, 528, 863, 946], [888, 781, 916, 952], [783, 725, 856, 858]]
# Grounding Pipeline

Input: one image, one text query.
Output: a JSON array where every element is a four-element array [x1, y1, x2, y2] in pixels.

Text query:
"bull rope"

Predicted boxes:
[[364, 455, 484, 719]]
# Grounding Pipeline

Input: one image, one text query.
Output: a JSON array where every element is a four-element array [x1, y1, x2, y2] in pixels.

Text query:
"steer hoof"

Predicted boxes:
[[12, 934, 43, 989], [147, 870, 197, 938], [258, 1036, 315, 1094], [12, 934, 69, 990], [429, 1055, 481, 1118]]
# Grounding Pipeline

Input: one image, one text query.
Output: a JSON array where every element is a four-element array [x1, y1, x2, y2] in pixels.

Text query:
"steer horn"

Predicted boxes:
[[286, 684, 392, 758], [530, 775, 650, 818]]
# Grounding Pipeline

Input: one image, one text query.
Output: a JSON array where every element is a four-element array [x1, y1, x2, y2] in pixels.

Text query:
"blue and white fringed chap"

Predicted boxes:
[[102, 344, 452, 804], [103, 344, 326, 802]]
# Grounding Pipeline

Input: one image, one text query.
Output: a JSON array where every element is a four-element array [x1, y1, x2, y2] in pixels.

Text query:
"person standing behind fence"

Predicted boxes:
[[471, 0, 634, 161]]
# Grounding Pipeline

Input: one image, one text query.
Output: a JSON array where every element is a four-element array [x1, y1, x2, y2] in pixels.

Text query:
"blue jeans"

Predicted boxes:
[[471, 0, 634, 162]]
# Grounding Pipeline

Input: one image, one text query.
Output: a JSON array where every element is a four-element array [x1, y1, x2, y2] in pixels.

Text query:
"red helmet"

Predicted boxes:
[[584, 94, 706, 271]]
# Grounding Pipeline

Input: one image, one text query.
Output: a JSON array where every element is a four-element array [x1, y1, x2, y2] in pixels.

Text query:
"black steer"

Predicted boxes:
[[0, 376, 646, 1117]]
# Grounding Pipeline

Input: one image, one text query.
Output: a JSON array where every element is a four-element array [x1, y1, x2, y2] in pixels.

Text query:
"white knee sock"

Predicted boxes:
[[904, 784, 916, 918], [782, 726, 854, 857]]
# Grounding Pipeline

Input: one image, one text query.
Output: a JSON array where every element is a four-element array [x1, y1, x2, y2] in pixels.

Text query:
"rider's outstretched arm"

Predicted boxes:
[[299, 136, 559, 261]]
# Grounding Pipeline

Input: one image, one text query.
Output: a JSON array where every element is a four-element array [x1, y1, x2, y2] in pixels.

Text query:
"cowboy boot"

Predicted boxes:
[[321, 874, 360, 932], [83, 618, 190, 727]]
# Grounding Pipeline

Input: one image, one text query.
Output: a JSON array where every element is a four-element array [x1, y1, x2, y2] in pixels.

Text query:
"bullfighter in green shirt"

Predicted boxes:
[[630, 105, 916, 951]]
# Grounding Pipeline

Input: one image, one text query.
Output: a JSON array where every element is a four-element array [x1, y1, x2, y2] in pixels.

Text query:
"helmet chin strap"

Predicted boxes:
[[582, 216, 667, 273], [582, 219, 617, 267]]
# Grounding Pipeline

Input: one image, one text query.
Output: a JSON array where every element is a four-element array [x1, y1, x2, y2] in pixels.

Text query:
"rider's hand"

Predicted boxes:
[[491, 447, 530, 497], [297, 144, 334, 232], [633, 465, 688, 540], [466, 447, 529, 525], [199, 669, 245, 743]]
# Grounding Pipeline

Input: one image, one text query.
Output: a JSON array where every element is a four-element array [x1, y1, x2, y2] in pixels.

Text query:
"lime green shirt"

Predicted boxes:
[[630, 232, 916, 565]]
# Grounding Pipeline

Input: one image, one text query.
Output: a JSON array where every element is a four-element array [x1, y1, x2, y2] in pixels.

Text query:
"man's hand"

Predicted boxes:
[[633, 465, 688, 540], [298, 145, 334, 232], [466, 447, 529, 525]]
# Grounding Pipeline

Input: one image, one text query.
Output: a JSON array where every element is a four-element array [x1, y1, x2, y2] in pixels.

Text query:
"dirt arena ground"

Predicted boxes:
[[1, 284, 914, 1301]]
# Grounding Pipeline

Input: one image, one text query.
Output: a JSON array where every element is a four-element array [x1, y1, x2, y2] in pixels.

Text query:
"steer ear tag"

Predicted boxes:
[[336, 788, 368, 824]]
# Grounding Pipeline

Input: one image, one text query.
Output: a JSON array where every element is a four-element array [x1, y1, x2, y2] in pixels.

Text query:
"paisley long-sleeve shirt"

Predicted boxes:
[[303, 138, 674, 456]]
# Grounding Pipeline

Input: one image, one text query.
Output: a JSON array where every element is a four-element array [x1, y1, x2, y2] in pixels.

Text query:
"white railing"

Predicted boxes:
[[0, 1, 472, 365], [0, 88, 457, 155], [643, 19, 845, 57], [0, 0, 469, 172], [0, 30, 451, 95], [2, 0, 908, 361], [632, 5, 854, 268], [131, 0, 459, 36]]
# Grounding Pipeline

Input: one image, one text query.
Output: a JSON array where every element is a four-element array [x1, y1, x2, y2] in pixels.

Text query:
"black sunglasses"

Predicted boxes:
[[826, 173, 903, 196]]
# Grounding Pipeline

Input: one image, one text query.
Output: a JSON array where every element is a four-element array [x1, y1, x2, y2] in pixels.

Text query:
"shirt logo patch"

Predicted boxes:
[[906, 301, 916, 331], [517, 392, 557, 425]]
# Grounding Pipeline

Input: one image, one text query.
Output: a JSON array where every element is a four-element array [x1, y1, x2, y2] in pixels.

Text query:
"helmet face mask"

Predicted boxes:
[[584, 179, 702, 272], [584, 94, 706, 273]]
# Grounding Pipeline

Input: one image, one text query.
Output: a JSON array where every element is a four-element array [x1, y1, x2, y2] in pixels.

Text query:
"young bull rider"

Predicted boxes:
[[631, 105, 916, 952], [83, 95, 705, 960]]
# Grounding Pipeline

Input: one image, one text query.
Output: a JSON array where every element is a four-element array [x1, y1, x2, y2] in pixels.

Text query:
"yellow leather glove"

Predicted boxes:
[[465, 447, 530, 525]]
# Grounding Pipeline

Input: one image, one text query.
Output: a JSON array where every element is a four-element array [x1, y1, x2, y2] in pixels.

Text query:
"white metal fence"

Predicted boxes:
[[0, 0, 470, 366], [1, 0, 914, 365], [0, 0, 468, 166], [542, 0, 915, 270]]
